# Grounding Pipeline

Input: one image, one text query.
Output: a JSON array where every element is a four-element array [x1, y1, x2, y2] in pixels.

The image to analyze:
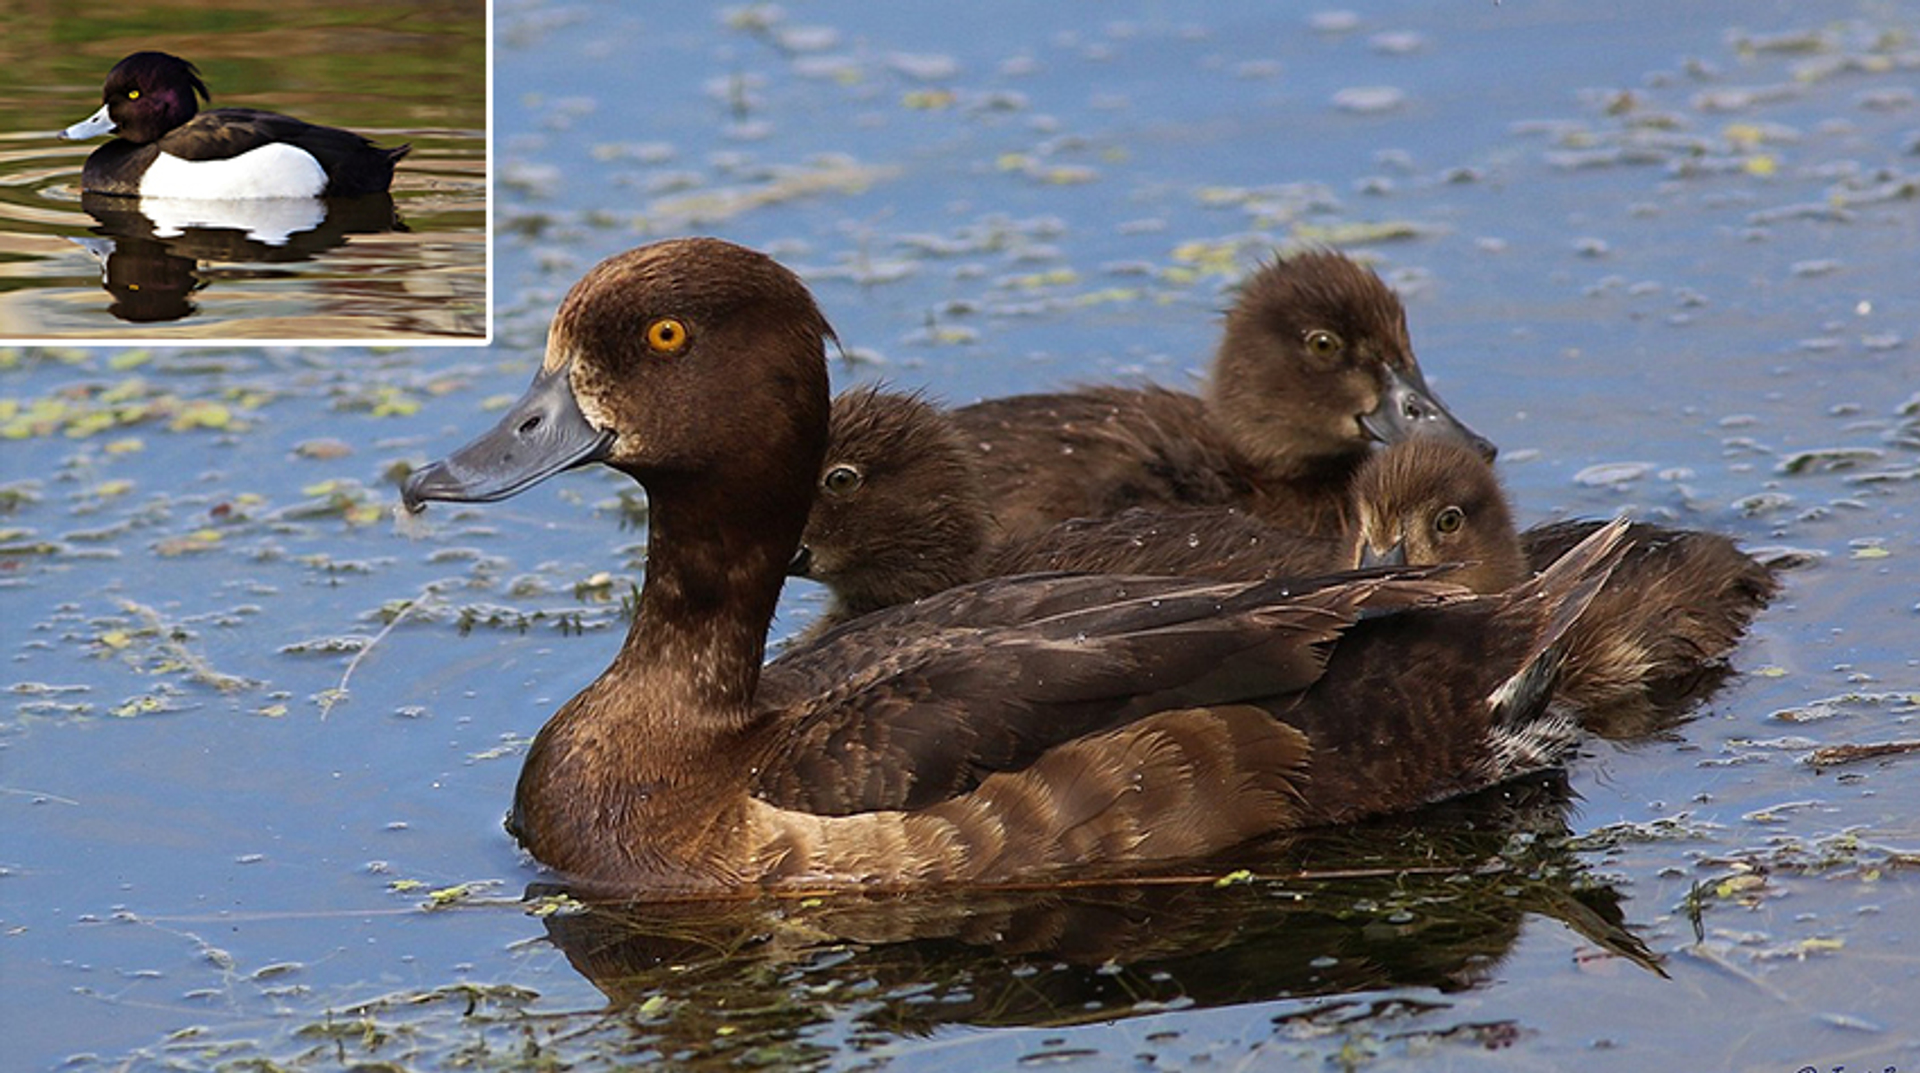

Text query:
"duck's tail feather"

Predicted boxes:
[[1482, 515, 1631, 771]]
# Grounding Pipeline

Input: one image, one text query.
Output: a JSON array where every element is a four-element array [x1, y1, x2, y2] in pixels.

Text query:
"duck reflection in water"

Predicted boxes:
[[527, 773, 1659, 1061], [73, 192, 405, 323]]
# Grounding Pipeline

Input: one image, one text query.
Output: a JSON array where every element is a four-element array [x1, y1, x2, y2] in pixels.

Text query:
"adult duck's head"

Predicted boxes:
[[402, 237, 833, 540], [790, 387, 989, 619], [1207, 249, 1495, 479], [1352, 438, 1526, 595], [61, 51, 209, 145]]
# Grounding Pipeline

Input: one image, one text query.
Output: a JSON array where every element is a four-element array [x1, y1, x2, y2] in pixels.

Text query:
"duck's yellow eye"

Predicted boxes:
[[127, 90, 141, 100], [1435, 506, 1465, 535], [822, 464, 864, 496], [646, 317, 688, 354], [1305, 329, 1343, 357]]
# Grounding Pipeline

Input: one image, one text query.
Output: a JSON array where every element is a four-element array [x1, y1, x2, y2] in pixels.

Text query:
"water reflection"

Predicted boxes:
[[73, 191, 405, 322], [534, 775, 1659, 1062]]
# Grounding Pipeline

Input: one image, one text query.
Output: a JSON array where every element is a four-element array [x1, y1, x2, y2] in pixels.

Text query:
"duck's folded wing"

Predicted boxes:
[[1520, 517, 1779, 719], [751, 705, 1313, 886], [162, 108, 389, 161], [754, 570, 1460, 815]]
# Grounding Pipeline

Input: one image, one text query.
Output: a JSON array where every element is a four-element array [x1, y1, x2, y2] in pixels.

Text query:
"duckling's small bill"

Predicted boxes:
[[1360, 364, 1496, 461]]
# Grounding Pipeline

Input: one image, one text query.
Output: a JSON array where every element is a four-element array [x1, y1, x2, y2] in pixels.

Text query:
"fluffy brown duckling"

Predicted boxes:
[[789, 387, 993, 630], [794, 387, 1346, 637], [402, 237, 1627, 895], [793, 386, 1341, 636], [948, 249, 1493, 545], [1351, 438, 1781, 723], [797, 395, 1777, 724]]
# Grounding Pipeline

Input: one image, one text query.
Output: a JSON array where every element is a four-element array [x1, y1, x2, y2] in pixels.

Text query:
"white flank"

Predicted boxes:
[[139, 145, 328, 200]]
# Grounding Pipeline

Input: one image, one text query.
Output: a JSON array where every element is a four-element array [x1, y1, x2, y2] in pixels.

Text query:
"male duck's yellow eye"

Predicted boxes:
[[127, 90, 141, 100], [646, 317, 688, 354], [1305, 329, 1343, 357], [822, 464, 864, 496], [1434, 505, 1465, 535]]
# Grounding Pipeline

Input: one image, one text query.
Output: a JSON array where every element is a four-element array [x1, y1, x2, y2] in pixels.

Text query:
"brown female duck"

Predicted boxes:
[[1351, 439, 1782, 721], [948, 249, 1493, 545], [401, 237, 1626, 895], [797, 394, 1777, 721]]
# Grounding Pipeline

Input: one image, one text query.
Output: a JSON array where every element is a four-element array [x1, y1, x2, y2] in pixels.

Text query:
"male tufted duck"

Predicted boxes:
[[401, 237, 1627, 894], [61, 51, 410, 198]]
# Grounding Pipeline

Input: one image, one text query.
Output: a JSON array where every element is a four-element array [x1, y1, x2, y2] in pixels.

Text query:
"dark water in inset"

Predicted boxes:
[[0, 0, 486, 340], [4, 1, 1918, 1069]]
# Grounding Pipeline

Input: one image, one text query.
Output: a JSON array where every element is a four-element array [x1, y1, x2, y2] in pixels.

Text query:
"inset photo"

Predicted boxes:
[[0, 1, 487, 342]]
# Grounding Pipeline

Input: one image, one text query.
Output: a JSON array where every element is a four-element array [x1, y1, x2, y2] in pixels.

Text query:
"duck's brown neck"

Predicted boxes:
[[1222, 428, 1367, 536], [511, 468, 812, 888], [613, 471, 808, 731], [1248, 438, 1368, 487]]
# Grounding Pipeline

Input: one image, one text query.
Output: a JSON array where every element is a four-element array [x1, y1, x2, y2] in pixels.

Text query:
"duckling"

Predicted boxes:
[[793, 389, 1341, 637], [797, 394, 1777, 725], [1351, 437, 1526, 595], [1351, 438, 1781, 723], [948, 249, 1493, 545], [788, 387, 993, 631], [402, 237, 1625, 894]]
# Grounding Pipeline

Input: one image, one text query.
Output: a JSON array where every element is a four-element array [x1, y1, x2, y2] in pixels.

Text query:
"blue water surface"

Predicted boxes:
[[3, 1, 1918, 1068]]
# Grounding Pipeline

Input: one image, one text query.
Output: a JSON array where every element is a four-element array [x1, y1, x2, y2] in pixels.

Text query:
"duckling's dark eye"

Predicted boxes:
[[1305, 329, 1343, 357], [821, 464, 864, 496], [646, 317, 689, 354], [1434, 506, 1465, 535]]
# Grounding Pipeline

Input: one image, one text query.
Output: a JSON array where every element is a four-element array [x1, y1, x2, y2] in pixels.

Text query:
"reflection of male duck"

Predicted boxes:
[[73, 193, 405, 323], [80, 190, 402, 251], [61, 51, 408, 198], [137, 197, 326, 247], [66, 233, 200, 323]]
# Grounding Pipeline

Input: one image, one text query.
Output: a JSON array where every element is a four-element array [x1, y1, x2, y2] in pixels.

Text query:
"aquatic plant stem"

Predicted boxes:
[[318, 590, 433, 718]]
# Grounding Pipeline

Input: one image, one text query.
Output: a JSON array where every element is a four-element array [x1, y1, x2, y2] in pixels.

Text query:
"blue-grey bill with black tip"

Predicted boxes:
[[401, 365, 615, 512], [1361, 364, 1498, 461], [61, 104, 117, 141]]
